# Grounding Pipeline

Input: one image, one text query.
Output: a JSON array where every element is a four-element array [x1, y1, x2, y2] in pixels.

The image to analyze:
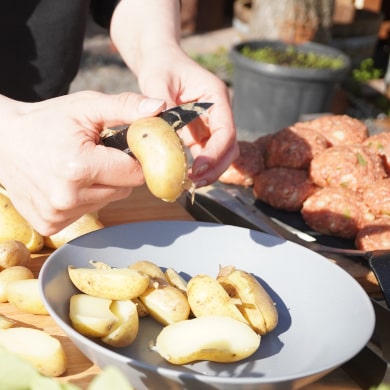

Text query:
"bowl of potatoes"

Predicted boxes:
[[39, 220, 374, 390]]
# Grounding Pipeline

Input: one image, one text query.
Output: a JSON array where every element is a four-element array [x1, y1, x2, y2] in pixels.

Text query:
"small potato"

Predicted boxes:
[[0, 327, 67, 377], [139, 284, 190, 325], [217, 266, 278, 335], [69, 294, 118, 338], [68, 265, 149, 300], [129, 260, 168, 283], [0, 240, 31, 270], [165, 267, 188, 295], [6, 278, 49, 315], [187, 274, 247, 324], [101, 300, 139, 348], [126, 117, 191, 202], [155, 315, 261, 364], [0, 265, 34, 302]]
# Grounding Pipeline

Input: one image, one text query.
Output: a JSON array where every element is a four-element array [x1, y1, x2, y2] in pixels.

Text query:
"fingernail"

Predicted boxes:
[[194, 164, 209, 176], [138, 98, 165, 114]]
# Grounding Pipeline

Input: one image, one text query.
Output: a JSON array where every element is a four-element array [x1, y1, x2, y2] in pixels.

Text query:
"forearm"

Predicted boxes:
[[110, 0, 182, 76]]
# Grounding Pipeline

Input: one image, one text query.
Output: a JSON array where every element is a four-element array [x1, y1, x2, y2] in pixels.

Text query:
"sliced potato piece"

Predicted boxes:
[[101, 300, 139, 348], [139, 284, 190, 325], [6, 278, 48, 315], [68, 266, 149, 300], [0, 265, 34, 302], [155, 315, 261, 364], [132, 297, 149, 317], [0, 327, 67, 377], [69, 294, 118, 338], [44, 213, 104, 249], [164, 267, 188, 295], [217, 266, 278, 335], [187, 274, 247, 323], [0, 240, 31, 270], [129, 260, 167, 283], [0, 314, 15, 329]]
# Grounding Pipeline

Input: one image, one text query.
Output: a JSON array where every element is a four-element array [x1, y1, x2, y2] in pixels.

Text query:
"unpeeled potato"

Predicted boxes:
[[126, 117, 192, 202], [155, 315, 260, 364], [0, 189, 44, 253], [44, 213, 104, 249], [0, 240, 31, 270]]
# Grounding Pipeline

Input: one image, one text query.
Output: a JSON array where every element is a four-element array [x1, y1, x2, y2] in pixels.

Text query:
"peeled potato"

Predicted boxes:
[[0, 240, 31, 270], [44, 213, 104, 249], [69, 294, 118, 338], [6, 278, 49, 315], [0, 265, 34, 303], [155, 315, 261, 364], [187, 274, 247, 324], [139, 284, 190, 325], [101, 300, 139, 348], [0, 327, 67, 377], [0, 189, 44, 253], [126, 117, 191, 202], [68, 265, 149, 300], [217, 266, 278, 335]]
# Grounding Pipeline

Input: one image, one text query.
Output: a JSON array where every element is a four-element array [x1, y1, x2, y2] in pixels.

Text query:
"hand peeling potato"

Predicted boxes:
[[126, 117, 192, 202]]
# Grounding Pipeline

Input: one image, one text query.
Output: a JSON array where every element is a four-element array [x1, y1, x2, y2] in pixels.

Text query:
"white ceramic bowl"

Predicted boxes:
[[39, 221, 375, 390]]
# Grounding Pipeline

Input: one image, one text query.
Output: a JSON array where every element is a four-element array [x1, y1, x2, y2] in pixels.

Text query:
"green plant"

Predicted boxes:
[[240, 45, 345, 69], [352, 58, 383, 82]]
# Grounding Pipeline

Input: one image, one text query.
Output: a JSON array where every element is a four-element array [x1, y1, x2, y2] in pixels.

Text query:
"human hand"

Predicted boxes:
[[0, 92, 165, 235], [135, 47, 239, 188]]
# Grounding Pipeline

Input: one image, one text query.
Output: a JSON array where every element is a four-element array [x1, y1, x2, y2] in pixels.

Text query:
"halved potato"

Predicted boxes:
[[0, 265, 34, 303], [155, 315, 261, 364], [164, 267, 188, 295], [129, 260, 167, 283], [69, 294, 118, 338], [68, 266, 149, 300]]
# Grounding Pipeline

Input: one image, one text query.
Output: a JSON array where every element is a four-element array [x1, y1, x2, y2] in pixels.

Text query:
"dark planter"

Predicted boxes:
[[230, 40, 351, 140]]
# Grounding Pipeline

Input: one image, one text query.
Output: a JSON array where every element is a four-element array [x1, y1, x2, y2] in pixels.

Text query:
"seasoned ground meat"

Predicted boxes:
[[362, 132, 390, 174], [309, 144, 386, 191], [253, 167, 318, 211], [362, 178, 390, 217], [219, 141, 264, 187], [355, 217, 390, 250], [301, 187, 372, 239], [265, 124, 329, 169], [300, 115, 368, 146], [253, 133, 273, 161]]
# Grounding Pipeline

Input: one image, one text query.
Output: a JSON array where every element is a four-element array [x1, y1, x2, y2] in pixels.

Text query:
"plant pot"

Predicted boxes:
[[230, 40, 351, 140]]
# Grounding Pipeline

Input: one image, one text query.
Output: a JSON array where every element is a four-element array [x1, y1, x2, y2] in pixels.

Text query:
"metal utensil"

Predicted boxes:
[[196, 184, 390, 308], [100, 102, 213, 155]]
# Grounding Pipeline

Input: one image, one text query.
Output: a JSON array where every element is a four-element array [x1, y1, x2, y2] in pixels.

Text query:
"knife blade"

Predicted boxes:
[[195, 184, 390, 308], [100, 102, 213, 155]]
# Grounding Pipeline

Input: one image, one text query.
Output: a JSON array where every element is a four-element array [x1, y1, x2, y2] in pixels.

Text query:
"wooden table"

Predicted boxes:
[[0, 186, 365, 389]]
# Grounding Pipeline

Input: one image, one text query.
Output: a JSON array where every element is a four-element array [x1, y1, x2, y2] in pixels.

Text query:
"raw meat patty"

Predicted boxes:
[[253, 167, 318, 211], [355, 217, 390, 250], [309, 144, 386, 191], [253, 133, 273, 161], [362, 131, 390, 174], [300, 115, 368, 146], [361, 178, 390, 217], [265, 124, 329, 169], [301, 187, 372, 239], [219, 141, 264, 187]]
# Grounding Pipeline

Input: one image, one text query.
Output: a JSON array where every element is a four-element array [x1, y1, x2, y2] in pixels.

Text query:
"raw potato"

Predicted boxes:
[[0, 265, 34, 302], [68, 265, 149, 300], [70, 294, 118, 338], [101, 300, 139, 347], [129, 260, 168, 282], [126, 117, 191, 202], [217, 266, 278, 335], [0, 189, 44, 253], [187, 274, 248, 324], [6, 278, 49, 315], [44, 213, 104, 249], [0, 314, 15, 329], [164, 267, 188, 295], [0, 327, 67, 377], [155, 315, 261, 364], [0, 240, 31, 270], [139, 284, 190, 325]]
